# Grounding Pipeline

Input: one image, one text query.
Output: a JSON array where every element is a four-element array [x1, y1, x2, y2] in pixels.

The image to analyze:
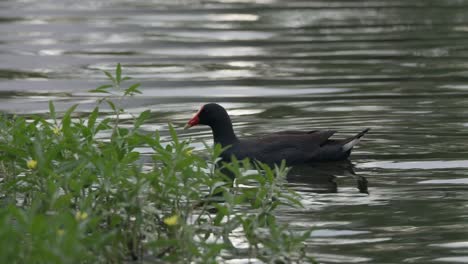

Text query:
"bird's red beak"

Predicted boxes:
[[184, 106, 202, 129]]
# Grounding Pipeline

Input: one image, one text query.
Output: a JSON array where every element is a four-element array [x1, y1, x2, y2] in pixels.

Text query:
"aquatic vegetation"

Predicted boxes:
[[0, 64, 312, 263]]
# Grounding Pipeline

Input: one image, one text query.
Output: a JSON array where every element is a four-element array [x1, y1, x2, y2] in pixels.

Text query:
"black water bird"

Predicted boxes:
[[184, 103, 370, 166]]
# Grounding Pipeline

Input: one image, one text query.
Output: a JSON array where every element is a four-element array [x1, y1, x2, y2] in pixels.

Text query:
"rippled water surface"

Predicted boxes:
[[2, 0, 468, 263]]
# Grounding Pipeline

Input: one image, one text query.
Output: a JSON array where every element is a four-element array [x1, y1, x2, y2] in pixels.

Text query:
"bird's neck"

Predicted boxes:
[[210, 118, 239, 147]]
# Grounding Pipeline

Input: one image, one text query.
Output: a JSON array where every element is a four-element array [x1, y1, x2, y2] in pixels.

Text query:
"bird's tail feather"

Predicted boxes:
[[355, 128, 370, 139], [342, 128, 370, 152]]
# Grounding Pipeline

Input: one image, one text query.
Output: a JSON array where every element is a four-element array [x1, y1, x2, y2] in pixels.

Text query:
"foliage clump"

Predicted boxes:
[[0, 64, 312, 263]]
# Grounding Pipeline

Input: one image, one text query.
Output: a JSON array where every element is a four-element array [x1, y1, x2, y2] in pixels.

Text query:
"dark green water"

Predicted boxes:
[[1, 0, 468, 263]]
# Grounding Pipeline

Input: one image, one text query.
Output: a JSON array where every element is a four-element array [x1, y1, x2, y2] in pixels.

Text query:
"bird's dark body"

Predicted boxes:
[[221, 130, 353, 166], [186, 103, 370, 166]]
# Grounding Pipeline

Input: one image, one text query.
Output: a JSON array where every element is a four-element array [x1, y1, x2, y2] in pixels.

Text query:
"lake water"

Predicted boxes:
[[1, 0, 468, 263]]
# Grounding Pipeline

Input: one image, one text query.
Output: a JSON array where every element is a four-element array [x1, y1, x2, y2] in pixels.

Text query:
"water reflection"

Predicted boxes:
[[2, 0, 468, 263], [287, 161, 368, 194]]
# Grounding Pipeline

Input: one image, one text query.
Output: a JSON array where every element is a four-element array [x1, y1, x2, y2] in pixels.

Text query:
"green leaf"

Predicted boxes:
[[168, 123, 179, 145], [62, 104, 78, 132], [124, 83, 141, 96], [49, 101, 56, 121], [115, 63, 122, 84], [213, 204, 228, 225], [104, 70, 115, 84], [106, 100, 117, 112], [122, 151, 140, 164], [95, 84, 113, 90], [147, 239, 179, 248], [89, 84, 113, 94], [96, 118, 111, 132], [134, 110, 151, 129], [89, 88, 111, 94], [88, 107, 99, 130], [210, 181, 227, 196], [0, 143, 28, 157]]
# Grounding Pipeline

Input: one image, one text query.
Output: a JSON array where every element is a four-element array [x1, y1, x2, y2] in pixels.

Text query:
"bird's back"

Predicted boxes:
[[221, 130, 352, 165]]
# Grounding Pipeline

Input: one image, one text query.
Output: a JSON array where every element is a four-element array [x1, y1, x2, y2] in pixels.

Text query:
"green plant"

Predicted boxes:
[[0, 64, 313, 263]]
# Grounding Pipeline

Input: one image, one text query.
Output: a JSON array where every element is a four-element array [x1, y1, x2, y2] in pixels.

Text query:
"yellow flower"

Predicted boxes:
[[52, 126, 61, 135], [27, 159, 37, 170], [75, 211, 88, 221], [163, 214, 179, 226], [57, 229, 65, 236], [185, 149, 193, 156]]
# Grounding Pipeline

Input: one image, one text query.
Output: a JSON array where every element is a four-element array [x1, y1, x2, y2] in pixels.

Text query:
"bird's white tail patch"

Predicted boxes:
[[342, 138, 360, 152]]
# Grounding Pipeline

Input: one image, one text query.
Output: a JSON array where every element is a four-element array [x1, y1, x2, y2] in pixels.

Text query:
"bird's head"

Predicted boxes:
[[184, 103, 229, 129]]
